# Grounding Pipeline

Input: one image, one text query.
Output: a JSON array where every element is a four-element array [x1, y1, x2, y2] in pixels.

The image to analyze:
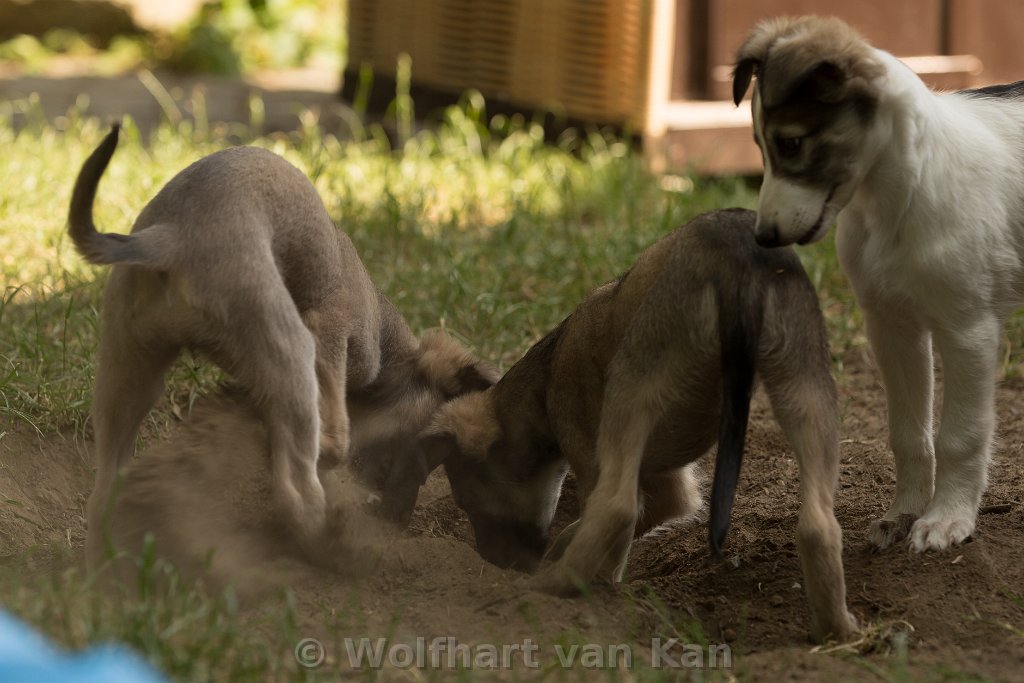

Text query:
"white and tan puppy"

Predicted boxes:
[[733, 16, 1024, 551], [69, 125, 495, 568]]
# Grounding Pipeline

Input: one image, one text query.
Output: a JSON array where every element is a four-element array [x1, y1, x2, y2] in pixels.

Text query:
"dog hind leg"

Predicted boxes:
[[86, 306, 177, 568], [761, 349, 857, 642], [911, 319, 999, 551]]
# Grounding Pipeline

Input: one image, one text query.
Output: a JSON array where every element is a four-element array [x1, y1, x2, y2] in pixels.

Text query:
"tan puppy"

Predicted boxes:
[[69, 125, 495, 568], [405, 209, 856, 642]]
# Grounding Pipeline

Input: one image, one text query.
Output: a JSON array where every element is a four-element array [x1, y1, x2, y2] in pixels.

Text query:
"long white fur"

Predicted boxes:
[[807, 50, 1024, 551]]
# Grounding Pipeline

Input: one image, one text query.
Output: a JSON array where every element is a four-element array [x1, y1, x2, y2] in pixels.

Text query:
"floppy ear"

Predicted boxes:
[[732, 57, 759, 105], [378, 430, 459, 526], [732, 16, 787, 105], [415, 330, 498, 400]]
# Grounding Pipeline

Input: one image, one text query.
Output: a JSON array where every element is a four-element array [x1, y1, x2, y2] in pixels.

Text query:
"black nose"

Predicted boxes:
[[755, 223, 780, 247]]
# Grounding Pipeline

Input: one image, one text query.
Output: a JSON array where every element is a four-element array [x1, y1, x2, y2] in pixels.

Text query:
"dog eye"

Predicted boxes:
[[774, 136, 803, 158]]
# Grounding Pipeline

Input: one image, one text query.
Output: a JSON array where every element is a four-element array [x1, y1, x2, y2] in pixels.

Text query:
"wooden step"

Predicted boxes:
[[706, 53, 983, 100], [651, 54, 983, 175]]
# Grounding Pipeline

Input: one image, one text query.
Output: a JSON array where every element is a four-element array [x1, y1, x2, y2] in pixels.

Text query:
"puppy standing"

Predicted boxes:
[[69, 126, 494, 567], [409, 209, 856, 642], [733, 17, 1024, 551]]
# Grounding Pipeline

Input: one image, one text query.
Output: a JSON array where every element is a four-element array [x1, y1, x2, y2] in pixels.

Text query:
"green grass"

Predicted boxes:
[[3, 548, 298, 681], [1, 94, 1022, 681]]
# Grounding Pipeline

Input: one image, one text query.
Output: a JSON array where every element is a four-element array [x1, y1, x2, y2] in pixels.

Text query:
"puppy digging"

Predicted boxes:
[[107, 394, 397, 593]]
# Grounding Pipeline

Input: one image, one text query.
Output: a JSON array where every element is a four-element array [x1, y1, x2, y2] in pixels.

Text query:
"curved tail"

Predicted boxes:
[[68, 124, 161, 266], [708, 281, 763, 557]]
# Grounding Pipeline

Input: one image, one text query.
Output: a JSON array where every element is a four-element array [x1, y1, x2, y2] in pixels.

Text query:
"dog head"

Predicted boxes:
[[414, 390, 566, 572], [733, 16, 887, 247], [366, 331, 498, 525]]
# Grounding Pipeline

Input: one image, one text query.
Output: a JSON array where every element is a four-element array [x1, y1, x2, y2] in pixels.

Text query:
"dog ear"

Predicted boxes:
[[416, 330, 498, 400], [732, 58, 759, 106], [732, 15, 797, 105]]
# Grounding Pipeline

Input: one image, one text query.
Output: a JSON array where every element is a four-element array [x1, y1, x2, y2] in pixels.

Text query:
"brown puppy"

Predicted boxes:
[[407, 209, 856, 642], [69, 125, 495, 569]]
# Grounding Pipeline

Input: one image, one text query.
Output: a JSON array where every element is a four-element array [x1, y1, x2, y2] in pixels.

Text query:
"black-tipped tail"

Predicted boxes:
[[708, 287, 762, 557], [68, 123, 132, 264]]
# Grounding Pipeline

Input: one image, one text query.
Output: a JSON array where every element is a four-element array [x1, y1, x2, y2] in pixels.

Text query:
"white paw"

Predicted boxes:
[[909, 511, 975, 552]]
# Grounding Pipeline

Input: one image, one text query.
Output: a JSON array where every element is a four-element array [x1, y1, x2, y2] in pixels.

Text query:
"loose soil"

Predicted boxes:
[[1, 351, 1022, 681]]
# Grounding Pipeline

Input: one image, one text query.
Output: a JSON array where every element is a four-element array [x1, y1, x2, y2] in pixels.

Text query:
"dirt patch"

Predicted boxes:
[[0, 424, 90, 556], [1, 351, 1022, 679]]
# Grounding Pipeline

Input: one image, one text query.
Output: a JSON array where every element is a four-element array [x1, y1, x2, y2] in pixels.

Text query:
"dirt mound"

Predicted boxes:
[[99, 395, 635, 642], [105, 397, 386, 592]]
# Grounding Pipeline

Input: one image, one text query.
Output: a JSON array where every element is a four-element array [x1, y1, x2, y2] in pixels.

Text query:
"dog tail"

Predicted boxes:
[[68, 123, 168, 267], [708, 280, 763, 558]]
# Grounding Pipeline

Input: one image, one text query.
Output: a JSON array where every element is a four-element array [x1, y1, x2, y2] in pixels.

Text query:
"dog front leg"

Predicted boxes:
[[302, 308, 350, 467], [264, 361, 328, 562], [863, 303, 936, 548], [910, 318, 1000, 551], [533, 374, 667, 595], [225, 293, 328, 564], [315, 343, 349, 467]]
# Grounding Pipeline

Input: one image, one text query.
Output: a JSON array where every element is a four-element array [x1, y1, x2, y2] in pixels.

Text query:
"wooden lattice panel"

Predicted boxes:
[[346, 0, 650, 127]]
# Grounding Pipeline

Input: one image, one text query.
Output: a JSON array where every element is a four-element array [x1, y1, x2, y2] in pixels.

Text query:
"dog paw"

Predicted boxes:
[[810, 610, 859, 645], [909, 513, 974, 552], [867, 513, 917, 550]]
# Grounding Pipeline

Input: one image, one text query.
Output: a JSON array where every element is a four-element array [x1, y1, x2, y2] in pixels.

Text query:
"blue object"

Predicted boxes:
[[0, 610, 166, 683]]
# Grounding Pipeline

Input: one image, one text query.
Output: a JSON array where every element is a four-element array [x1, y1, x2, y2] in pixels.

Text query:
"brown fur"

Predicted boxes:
[[733, 16, 884, 108], [69, 125, 495, 569], [416, 209, 857, 643]]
